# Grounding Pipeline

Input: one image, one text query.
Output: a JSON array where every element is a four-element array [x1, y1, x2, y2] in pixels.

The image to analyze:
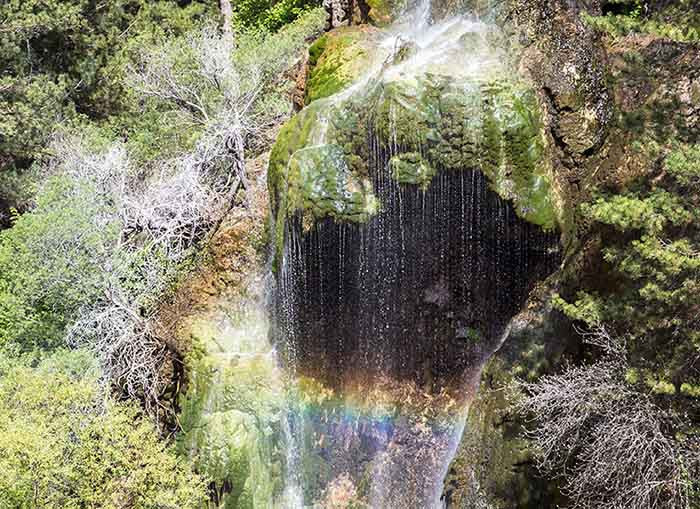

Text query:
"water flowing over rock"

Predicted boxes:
[[269, 2, 561, 507]]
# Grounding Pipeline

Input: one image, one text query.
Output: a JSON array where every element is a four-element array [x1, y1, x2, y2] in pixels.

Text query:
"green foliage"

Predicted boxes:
[[665, 142, 700, 187], [581, 2, 700, 42], [233, 0, 322, 31], [0, 1, 324, 388], [0, 349, 207, 508], [0, 3, 327, 505], [552, 292, 604, 326], [0, 177, 118, 351], [0, 0, 216, 212], [557, 141, 700, 389]]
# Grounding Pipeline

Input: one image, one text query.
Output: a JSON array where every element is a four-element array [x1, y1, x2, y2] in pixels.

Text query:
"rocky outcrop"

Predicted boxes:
[[505, 0, 613, 246], [155, 151, 280, 507], [270, 24, 564, 274], [323, 0, 370, 28], [305, 25, 380, 104], [443, 278, 578, 508], [443, 1, 700, 507]]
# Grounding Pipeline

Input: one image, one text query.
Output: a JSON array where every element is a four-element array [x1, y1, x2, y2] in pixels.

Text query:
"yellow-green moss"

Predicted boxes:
[[305, 26, 379, 104], [177, 313, 284, 508], [390, 152, 436, 190], [369, 76, 558, 229]]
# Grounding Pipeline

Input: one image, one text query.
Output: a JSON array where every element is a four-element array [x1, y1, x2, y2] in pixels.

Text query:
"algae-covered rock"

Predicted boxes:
[[389, 152, 436, 189], [270, 18, 562, 271], [287, 144, 377, 221], [273, 73, 559, 229], [368, 75, 558, 228], [177, 302, 285, 508], [306, 26, 380, 104]]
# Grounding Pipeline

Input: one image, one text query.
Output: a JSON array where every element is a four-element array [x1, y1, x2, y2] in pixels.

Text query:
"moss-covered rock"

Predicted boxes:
[[177, 306, 285, 508], [273, 76, 559, 224], [389, 152, 436, 189], [287, 144, 377, 221], [269, 15, 566, 274], [305, 26, 380, 104], [370, 76, 558, 227], [270, 74, 561, 270]]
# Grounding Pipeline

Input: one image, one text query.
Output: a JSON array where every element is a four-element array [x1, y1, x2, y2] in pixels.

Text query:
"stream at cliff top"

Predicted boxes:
[[270, 1, 561, 507]]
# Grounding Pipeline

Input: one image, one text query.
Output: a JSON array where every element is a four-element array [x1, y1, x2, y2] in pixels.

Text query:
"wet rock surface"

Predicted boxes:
[[442, 1, 700, 507], [270, 10, 563, 507]]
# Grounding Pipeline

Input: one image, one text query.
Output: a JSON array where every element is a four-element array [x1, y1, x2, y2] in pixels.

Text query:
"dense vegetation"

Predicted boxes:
[[0, 350, 206, 508], [582, 0, 700, 42], [518, 1, 700, 505], [0, 0, 322, 506], [2, 0, 699, 507]]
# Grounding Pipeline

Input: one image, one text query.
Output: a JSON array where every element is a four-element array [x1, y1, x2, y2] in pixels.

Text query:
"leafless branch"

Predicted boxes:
[[515, 328, 699, 509]]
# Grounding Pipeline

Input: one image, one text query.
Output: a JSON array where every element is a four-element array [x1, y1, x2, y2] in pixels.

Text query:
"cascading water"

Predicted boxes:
[[270, 2, 561, 507]]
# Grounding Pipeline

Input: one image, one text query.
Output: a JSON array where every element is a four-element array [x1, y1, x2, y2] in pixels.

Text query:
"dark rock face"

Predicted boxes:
[[511, 0, 613, 183], [274, 161, 560, 392], [272, 137, 560, 507]]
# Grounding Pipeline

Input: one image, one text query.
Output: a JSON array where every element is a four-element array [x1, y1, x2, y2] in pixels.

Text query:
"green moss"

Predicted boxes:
[[389, 152, 436, 190], [177, 312, 284, 508], [305, 27, 377, 104], [268, 98, 382, 269], [270, 45, 561, 272], [369, 76, 558, 229], [287, 144, 377, 220], [268, 102, 323, 210], [268, 102, 326, 268], [308, 34, 328, 66]]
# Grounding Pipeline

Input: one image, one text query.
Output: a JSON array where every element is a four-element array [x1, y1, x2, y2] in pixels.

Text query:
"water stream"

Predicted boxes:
[[270, 2, 560, 507]]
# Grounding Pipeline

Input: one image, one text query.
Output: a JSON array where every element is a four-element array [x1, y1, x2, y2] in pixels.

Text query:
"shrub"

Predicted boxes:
[[233, 0, 322, 31], [0, 350, 207, 508], [516, 329, 700, 509], [555, 142, 700, 392], [0, 175, 118, 351]]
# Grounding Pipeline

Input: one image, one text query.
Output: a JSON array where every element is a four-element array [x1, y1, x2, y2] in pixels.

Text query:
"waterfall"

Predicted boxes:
[[270, 2, 561, 507]]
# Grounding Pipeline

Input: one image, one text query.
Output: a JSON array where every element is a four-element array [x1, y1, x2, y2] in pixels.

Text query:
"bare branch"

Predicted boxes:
[[514, 329, 699, 509]]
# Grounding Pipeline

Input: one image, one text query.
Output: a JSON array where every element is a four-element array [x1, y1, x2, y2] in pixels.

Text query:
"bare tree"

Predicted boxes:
[[47, 11, 326, 414], [51, 134, 231, 413], [515, 329, 699, 509], [129, 11, 326, 206]]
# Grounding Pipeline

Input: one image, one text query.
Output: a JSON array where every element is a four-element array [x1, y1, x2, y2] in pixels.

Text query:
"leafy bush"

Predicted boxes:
[[0, 8, 325, 409], [0, 349, 207, 508], [233, 0, 322, 30], [0, 176, 118, 351], [0, 0, 217, 215]]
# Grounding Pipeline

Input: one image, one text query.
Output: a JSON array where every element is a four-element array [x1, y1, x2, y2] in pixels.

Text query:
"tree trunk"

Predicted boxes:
[[220, 0, 233, 42], [226, 129, 250, 209]]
